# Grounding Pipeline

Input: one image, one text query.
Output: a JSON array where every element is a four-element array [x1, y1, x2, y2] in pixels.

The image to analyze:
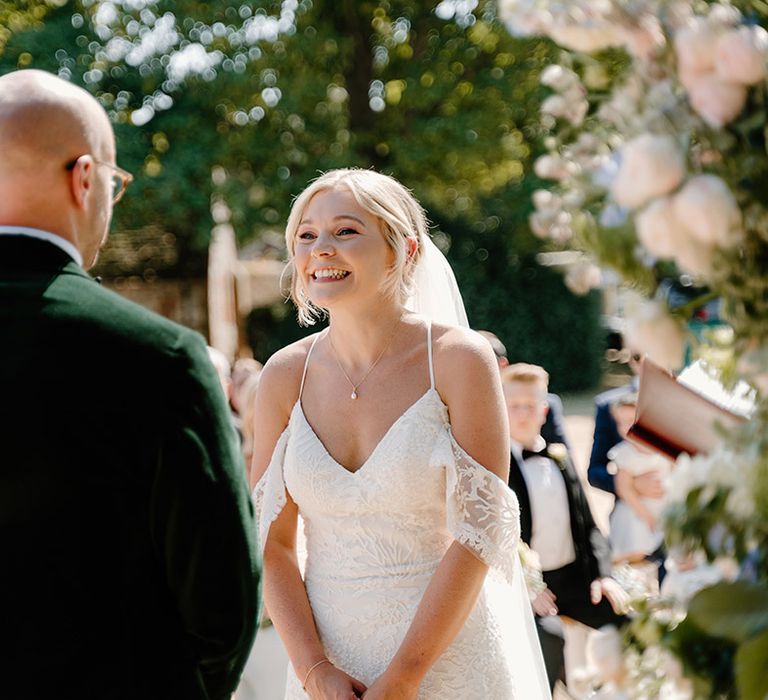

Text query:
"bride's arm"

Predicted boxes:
[[364, 329, 510, 699], [250, 352, 367, 699]]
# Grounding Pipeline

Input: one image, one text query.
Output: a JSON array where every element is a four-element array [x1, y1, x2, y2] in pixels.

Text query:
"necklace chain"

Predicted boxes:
[[328, 317, 402, 400]]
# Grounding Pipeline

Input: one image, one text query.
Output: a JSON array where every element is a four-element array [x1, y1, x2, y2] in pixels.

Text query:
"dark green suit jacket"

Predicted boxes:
[[0, 234, 261, 699]]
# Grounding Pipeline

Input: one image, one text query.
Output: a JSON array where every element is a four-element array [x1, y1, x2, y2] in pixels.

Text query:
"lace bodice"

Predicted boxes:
[[252, 325, 551, 699]]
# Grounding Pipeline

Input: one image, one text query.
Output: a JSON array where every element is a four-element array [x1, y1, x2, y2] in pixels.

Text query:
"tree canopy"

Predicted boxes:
[[0, 0, 603, 391]]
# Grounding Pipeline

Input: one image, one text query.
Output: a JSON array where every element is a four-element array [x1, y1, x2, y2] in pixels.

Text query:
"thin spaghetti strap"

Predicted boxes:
[[299, 334, 322, 399], [427, 320, 435, 390]]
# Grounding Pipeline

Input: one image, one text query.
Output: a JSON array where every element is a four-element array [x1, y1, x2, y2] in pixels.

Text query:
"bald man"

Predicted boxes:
[[0, 70, 261, 699]]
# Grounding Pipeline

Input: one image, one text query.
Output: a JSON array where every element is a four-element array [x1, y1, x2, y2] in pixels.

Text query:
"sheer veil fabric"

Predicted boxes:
[[405, 235, 469, 328], [252, 236, 550, 698]]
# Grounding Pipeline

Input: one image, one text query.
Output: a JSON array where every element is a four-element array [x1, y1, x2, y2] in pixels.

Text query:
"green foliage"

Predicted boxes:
[[666, 614, 737, 698], [682, 582, 768, 700], [735, 628, 768, 700], [0, 0, 603, 385], [444, 214, 603, 393], [688, 582, 768, 643]]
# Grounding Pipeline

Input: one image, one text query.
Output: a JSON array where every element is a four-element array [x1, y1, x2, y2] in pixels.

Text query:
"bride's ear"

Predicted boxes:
[[406, 237, 418, 259]]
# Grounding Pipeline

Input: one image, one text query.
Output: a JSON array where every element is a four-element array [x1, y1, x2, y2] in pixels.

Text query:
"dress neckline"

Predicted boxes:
[[294, 388, 444, 476]]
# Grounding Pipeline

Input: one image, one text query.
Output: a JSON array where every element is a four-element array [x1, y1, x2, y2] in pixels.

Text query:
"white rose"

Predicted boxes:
[[532, 189, 560, 210], [534, 154, 570, 180], [675, 18, 718, 73], [714, 556, 741, 581], [549, 23, 622, 53], [707, 3, 743, 29], [715, 25, 768, 86], [539, 64, 579, 91], [564, 261, 602, 295], [611, 134, 686, 209], [635, 196, 687, 260], [621, 16, 666, 61], [530, 209, 573, 241], [678, 61, 710, 94], [673, 239, 717, 278], [672, 175, 742, 248], [529, 211, 555, 239], [687, 73, 748, 127], [547, 442, 569, 462], [549, 210, 574, 243], [564, 99, 589, 126], [624, 301, 686, 371], [541, 94, 569, 118]]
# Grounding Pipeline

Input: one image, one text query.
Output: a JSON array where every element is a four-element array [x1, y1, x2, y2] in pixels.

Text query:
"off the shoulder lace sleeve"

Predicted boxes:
[[251, 425, 290, 551], [432, 427, 522, 584]]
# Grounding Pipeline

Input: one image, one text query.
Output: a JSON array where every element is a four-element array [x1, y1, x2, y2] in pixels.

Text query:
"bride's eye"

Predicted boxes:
[[297, 230, 316, 241], [337, 227, 358, 236]]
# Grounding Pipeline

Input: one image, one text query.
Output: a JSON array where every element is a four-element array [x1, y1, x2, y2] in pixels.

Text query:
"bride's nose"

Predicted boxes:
[[311, 235, 335, 258]]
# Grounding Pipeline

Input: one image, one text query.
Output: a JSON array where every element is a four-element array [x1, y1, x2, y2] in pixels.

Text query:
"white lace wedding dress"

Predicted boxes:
[[253, 324, 550, 699]]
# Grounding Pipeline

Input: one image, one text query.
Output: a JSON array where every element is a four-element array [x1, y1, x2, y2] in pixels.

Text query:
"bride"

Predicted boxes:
[[250, 169, 550, 699]]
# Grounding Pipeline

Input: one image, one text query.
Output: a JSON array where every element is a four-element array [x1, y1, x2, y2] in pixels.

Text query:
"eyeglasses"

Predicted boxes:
[[65, 156, 134, 204]]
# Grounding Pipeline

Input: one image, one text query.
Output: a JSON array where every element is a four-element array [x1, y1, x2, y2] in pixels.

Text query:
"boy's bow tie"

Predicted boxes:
[[521, 446, 549, 461]]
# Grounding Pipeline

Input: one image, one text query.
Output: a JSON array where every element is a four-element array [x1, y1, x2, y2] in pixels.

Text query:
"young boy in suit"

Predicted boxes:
[[503, 363, 627, 690]]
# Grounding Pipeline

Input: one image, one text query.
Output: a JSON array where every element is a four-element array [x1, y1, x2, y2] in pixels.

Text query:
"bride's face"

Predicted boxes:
[[294, 187, 395, 311]]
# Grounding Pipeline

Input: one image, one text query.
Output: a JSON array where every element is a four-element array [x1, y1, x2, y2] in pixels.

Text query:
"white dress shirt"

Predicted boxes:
[[0, 226, 83, 267], [513, 435, 576, 571]]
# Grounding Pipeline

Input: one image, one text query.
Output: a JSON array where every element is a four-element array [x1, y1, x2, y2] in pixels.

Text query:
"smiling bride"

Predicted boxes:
[[250, 169, 550, 700]]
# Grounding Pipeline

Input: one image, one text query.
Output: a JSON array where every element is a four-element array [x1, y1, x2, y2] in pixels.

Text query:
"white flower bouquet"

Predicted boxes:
[[498, 0, 768, 694]]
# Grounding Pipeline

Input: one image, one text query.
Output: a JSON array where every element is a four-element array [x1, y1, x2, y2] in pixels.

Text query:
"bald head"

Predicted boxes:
[[0, 70, 114, 174], [0, 69, 117, 268]]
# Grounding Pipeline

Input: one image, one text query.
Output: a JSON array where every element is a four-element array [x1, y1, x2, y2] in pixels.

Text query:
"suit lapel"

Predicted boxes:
[[508, 453, 533, 545]]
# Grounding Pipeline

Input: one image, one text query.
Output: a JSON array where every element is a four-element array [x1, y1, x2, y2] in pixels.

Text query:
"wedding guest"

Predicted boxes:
[[0, 69, 260, 699], [503, 363, 628, 691], [239, 371, 263, 466], [207, 345, 233, 399], [230, 357, 263, 436], [607, 395, 672, 564], [477, 329, 570, 448], [588, 349, 664, 501]]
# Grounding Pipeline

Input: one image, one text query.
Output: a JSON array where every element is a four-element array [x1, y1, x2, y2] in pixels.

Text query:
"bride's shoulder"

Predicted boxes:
[[258, 333, 322, 408], [430, 323, 498, 390]]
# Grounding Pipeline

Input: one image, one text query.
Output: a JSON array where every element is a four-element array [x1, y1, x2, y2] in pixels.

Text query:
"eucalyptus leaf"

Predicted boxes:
[[688, 582, 768, 643], [735, 627, 768, 700]]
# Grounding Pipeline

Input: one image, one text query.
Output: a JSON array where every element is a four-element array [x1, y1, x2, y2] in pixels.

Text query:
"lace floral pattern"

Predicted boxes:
[[251, 425, 290, 551], [251, 389, 550, 699], [437, 428, 522, 584]]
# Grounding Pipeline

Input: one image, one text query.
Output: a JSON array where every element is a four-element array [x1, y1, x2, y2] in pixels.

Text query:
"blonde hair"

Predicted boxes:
[[501, 363, 550, 392], [284, 169, 427, 326]]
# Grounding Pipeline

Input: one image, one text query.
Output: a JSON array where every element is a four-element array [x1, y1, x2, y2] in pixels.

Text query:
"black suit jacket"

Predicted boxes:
[[508, 447, 612, 585], [0, 235, 261, 700], [542, 392, 569, 448], [587, 382, 637, 496]]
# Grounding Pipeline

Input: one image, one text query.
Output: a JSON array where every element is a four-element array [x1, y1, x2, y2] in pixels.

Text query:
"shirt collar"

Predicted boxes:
[[0, 226, 83, 267], [510, 435, 546, 462]]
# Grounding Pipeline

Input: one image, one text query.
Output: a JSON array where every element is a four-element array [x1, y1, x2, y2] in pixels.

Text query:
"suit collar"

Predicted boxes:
[[510, 435, 546, 464], [0, 234, 94, 284], [0, 227, 83, 267]]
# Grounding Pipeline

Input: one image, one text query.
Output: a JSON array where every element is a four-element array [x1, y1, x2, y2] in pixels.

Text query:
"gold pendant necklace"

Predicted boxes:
[[328, 317, 402, 400]]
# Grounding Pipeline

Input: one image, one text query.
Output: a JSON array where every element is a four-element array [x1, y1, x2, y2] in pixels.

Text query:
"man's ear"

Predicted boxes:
[[69, 156, 94, 209]]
